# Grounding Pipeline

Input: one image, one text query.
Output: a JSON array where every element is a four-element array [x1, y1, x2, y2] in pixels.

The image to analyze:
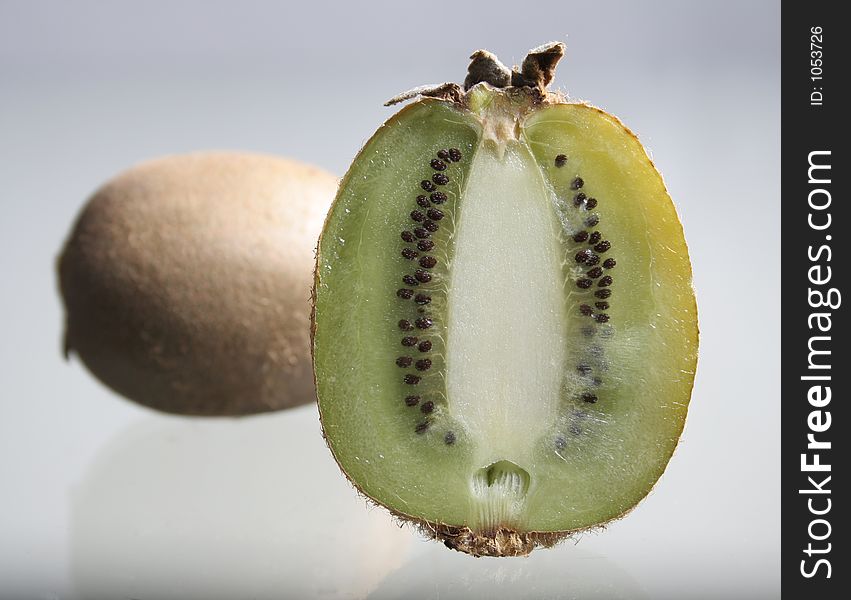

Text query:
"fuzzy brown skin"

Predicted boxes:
[[59, 152, 338, 416], [428, 525, 567, 557]]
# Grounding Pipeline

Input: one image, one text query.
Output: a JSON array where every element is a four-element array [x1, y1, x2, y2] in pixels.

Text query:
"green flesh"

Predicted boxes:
[[313, 92, 697, 534]]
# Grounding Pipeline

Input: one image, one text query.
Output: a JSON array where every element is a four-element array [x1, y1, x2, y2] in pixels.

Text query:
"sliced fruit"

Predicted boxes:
[[312, 43, 697, 556]]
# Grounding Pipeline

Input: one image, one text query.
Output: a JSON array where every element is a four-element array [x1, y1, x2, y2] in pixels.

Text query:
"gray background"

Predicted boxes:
[[0, 1, 780, 598]]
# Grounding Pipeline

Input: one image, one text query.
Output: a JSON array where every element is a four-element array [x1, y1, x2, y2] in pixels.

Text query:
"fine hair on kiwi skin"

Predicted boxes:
[[312, 42, 698, 557], [59, 152, 338, 416]]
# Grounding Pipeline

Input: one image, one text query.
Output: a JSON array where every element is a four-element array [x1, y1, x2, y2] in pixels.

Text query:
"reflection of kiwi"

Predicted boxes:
[[313, 44, 698, 556], [369, 541, 647, 600], [59, 152, 337, 416], [72, 407, 412, 600]]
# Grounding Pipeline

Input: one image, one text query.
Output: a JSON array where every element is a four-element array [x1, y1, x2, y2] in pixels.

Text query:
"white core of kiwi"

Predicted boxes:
[[446, 141, 567, 530]]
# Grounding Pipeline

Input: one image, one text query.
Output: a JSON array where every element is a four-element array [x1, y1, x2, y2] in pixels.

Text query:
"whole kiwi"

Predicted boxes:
[[59, 152, 338, 416]]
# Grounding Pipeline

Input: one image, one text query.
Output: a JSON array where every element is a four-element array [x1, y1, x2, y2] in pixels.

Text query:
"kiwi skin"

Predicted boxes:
[[59, 152, 338, 416]]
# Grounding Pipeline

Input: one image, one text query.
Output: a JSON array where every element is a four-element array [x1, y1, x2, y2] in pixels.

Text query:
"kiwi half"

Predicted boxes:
[[312, 43, 697, 557]]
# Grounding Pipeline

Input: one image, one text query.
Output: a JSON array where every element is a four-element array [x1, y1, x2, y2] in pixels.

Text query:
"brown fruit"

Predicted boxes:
[[59, 152, 337, 416]]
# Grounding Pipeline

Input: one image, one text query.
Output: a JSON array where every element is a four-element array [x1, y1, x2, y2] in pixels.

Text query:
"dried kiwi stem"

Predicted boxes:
[[466, 42, 565, 91], [514, 42, 566, 89], [385, 42, 565, 106]]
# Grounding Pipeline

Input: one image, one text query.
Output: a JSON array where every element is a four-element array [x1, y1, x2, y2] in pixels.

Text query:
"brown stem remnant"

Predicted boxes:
[[513, 42, 566, 90], [464, 49, 514, 90], [385, 82, 463, 107], [385, 41, 566, 106]]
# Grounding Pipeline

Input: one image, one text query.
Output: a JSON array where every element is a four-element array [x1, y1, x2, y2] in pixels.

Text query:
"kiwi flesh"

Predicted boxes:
[[59, 152, 338, 416], [312, 44, 697, 556]]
